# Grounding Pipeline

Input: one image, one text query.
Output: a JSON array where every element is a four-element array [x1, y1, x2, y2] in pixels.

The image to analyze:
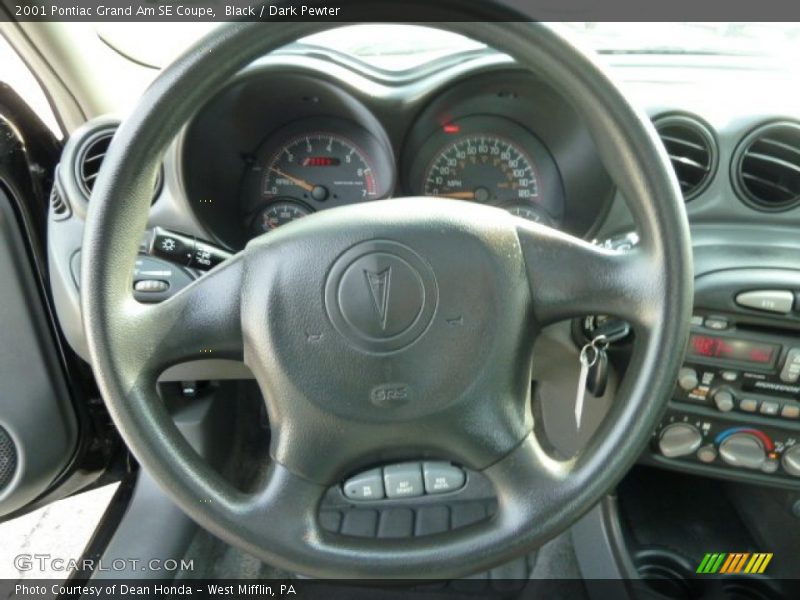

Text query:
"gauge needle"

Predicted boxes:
[[438, 191, 476, 200], [269, 167, 315, 192]]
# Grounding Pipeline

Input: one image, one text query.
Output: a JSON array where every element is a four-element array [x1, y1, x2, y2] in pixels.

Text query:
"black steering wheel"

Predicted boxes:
[[82, 11, 692, 579]]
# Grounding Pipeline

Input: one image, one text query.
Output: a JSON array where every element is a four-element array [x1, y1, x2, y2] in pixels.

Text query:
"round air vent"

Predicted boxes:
[[734, 121, 800, 212], [74, 127, 163, 202], [75, 128, 114, 199], [654, 114, 717, 201]]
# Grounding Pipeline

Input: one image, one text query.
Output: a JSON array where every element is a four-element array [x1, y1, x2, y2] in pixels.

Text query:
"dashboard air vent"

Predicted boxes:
[[76, 129, 114, 199], [49, 186, 70, 220], [654, 115, 717, 201], [74, 127, 163, 203], [734, 121, 800, 211]]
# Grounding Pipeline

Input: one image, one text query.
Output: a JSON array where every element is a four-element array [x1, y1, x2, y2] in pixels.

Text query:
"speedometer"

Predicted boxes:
[[262, 133, 379, 204], [423, 135, 539, 204]]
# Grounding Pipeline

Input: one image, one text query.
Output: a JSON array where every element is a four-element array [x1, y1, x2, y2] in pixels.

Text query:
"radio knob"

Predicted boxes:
[[781, 445, 800, 477], [677, 367, 699, 391], [719, 433, 766, 469], [658, 423, 702, 458], [712, 389, 735, 412]]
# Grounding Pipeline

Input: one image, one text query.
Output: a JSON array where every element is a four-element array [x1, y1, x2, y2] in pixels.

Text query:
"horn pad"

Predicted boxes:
[[325, 240, 438, 353]]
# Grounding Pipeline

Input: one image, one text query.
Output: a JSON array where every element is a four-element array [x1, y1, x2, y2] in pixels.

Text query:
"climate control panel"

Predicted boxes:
[[650, 407, 800, 487]]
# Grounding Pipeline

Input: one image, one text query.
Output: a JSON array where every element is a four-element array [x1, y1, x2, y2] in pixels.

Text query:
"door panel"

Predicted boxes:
[[0, 185, 78, 517]]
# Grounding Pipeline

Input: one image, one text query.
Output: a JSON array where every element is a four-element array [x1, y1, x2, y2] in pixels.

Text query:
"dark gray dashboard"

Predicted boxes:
[[49, 48, 800, 403]]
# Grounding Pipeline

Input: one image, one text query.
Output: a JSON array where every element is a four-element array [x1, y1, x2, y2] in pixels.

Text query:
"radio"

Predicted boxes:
[[649, 312, 800, 487], [674, 318, 800, 420]]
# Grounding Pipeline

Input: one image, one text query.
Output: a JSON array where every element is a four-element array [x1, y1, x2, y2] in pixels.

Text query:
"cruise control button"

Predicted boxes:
[[735, 290, 794, 314], [422, 462, 466, 495], [134, 279, 169, 293], [383, 463, 424, 499], [343, 468, 385, 500]]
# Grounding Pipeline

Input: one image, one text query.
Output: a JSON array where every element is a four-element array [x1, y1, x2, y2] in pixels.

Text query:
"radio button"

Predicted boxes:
[[721, 371, 738, 382], [735, 290, 794, 314], [781, 405, 800, 419], [780, 348, 800, 383], [703, 316, 729, 330], [760, 401, 780, 416], [739, 398, 759, 413], [677, 367, 699, 391], [712, 389, 735, 412]]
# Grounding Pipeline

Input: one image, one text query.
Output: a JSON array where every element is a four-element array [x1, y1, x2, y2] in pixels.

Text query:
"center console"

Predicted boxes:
[[646, 269, 800, 489]]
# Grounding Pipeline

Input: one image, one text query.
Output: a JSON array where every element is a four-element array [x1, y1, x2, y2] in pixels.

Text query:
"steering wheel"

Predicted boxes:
[[82, 11, 692, 579]]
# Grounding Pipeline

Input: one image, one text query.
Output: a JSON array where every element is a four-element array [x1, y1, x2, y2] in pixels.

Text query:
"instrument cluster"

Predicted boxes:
[[181, 67, 612, 249], [239, 113, 564, 235]]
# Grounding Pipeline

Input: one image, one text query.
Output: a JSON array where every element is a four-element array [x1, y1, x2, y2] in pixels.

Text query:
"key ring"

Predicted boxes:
[[580, 334, 609, 367], [580, 343, 599, 367]]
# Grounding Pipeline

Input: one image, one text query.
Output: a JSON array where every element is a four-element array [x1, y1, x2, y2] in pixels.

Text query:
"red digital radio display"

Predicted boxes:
[[688, 334, 779, 367]]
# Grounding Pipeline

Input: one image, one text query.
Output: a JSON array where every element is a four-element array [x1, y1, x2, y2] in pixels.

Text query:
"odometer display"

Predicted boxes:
[[423, 134, 539, 204]]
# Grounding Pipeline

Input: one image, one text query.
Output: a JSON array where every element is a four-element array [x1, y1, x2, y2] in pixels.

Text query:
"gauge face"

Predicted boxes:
[[505, 203, 554, 227], [423, 135, 539, 203], [262, 133, 379, 203], [255, 201, 312, 233]]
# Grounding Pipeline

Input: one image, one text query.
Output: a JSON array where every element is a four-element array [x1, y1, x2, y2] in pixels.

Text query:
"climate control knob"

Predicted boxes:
[[781, 445, 800, 477], [658, 423, 702, 458], [719, 433, 766, 470]]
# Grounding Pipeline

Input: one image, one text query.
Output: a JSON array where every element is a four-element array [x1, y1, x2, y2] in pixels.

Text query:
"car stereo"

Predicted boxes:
[[650, 311, 800, 488]]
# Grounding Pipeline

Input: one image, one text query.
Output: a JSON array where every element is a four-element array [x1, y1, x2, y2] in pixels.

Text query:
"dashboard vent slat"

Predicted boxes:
[[734, 121, 800, 211], [654, 115, 717, 202]]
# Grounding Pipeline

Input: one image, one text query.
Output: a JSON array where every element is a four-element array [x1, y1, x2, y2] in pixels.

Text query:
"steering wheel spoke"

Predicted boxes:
[[127, 256, 245, 377], [518, 222, 659, 328]]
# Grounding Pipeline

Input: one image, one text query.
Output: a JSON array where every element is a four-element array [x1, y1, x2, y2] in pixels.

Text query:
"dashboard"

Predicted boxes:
[[48, 44, 800, 493]]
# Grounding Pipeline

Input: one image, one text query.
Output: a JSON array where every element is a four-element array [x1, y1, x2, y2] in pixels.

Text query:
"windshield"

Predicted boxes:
[[565, 22, 800, 56], [95, 22, 800, 70]]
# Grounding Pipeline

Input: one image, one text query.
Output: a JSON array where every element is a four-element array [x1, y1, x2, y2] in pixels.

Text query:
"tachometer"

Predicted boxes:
[[262, 133, 379, 203], [423, 135, 539, 204]]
